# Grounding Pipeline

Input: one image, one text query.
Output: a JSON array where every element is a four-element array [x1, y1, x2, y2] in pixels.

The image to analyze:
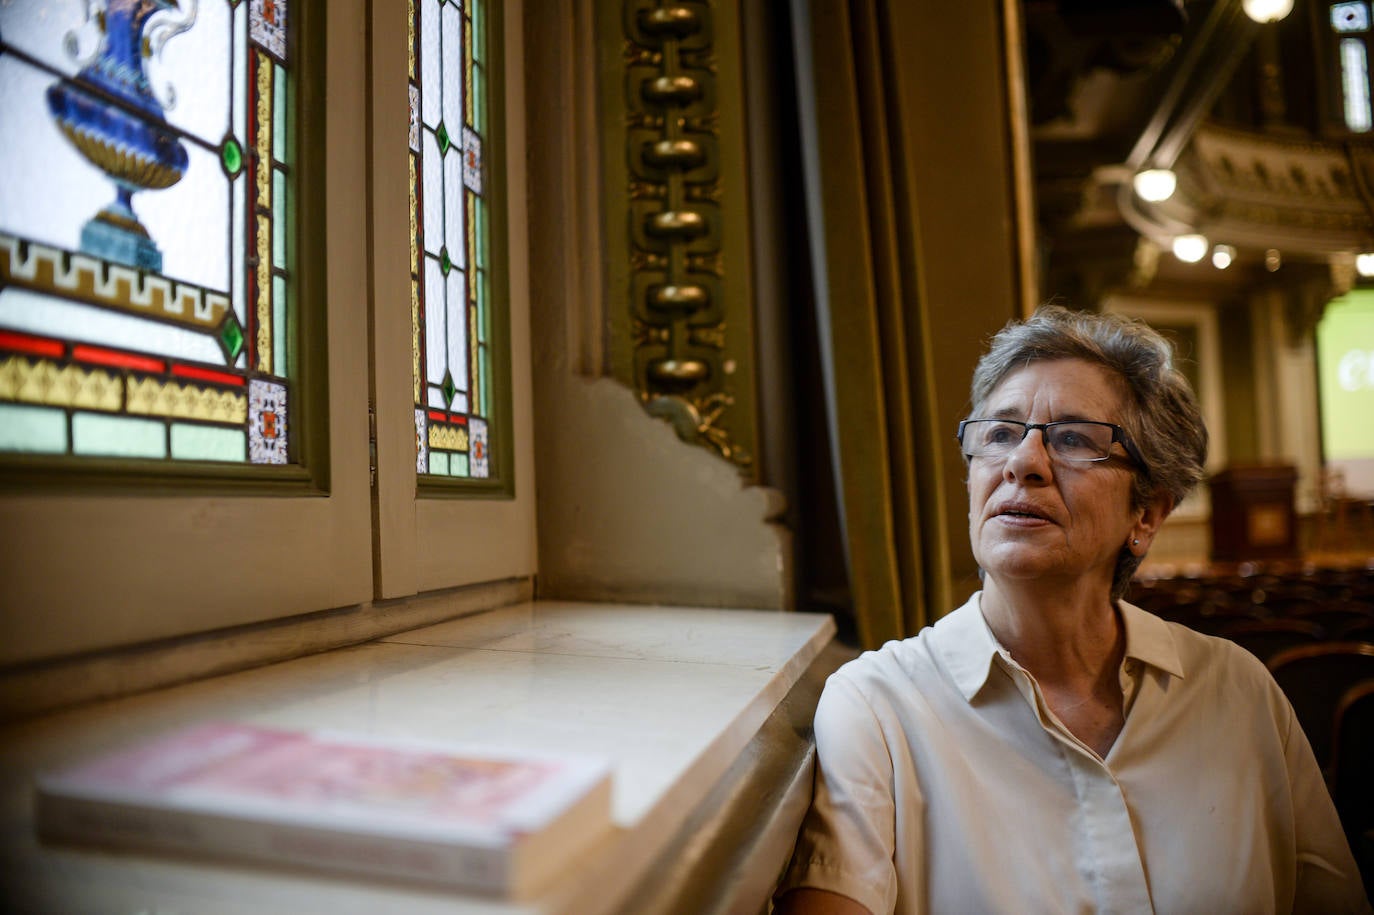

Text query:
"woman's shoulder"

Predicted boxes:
[[1149, 613, 1287, 693], [827, 636, 928, 694], [824, 603, 985, 707]]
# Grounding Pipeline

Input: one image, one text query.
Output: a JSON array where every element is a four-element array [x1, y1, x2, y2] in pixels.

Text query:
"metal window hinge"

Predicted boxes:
[[368, 403, 377, 488]]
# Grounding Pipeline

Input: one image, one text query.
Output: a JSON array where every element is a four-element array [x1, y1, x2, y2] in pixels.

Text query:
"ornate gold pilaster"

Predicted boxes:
[[599, 1, 758, 473]]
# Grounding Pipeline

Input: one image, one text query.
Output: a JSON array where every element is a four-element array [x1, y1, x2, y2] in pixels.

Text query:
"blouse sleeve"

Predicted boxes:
[[775, 672, 903, 915], [1282, 693, 1373, 914]]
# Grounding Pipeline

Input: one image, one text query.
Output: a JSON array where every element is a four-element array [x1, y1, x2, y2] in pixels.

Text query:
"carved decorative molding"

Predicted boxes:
[[599, 1, 757, 472], [1142, 122, 1374, 253]]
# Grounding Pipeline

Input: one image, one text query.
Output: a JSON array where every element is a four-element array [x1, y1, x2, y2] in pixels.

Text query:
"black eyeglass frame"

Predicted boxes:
[[956, 419, 1150, 474]]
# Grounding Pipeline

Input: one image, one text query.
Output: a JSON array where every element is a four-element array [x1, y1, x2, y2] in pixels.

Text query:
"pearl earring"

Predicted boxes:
[[1132, 539, 1140, 546]]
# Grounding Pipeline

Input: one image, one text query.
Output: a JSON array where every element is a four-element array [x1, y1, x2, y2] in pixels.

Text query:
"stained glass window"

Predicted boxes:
[[0, 0, 294, 465], [1333, 1, 1371, 32], [410, 0, 494, 480], [1332, 3, 1374, 133], [1341, 38, 1373, 131]]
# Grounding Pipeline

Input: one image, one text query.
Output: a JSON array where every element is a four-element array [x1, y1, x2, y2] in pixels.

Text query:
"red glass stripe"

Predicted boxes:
[[0, 330, 64, 359], [72, 344, 164, 373], [428, 410, 447, 422], [171, 364, 246, 387]]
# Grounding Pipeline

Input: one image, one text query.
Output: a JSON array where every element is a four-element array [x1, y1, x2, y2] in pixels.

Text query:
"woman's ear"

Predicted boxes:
[[1129, 494, 1174, 555]]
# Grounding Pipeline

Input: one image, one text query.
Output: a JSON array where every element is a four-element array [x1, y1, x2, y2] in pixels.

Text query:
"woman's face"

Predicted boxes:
[[967, 358, 1154, 594]]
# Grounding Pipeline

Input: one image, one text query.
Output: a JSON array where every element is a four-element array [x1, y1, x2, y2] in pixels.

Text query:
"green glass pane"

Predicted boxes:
[[440, 246, 452, 275], [473, 65, 484, 135], [171, 425, 247, 461], [479, 345, 489, 417], [430, 451, 450, 475], [476, 269, 487, 344], [452, 452, 469, 476], [437, 121, 451, 155], [273, 62, 287, 163], [441, 369, 457, 407], [219, 313, 246, 363], [476, 196, 487, 270], [222, 136, 243, 176], [473, 0, 484, 63], [73, 413, 166, 458], [273, 170, 287, 269], [0, 404, 67, 453], [273, 274, 288, 375]]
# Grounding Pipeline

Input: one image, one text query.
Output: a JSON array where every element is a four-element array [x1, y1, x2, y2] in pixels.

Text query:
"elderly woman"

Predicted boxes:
[[775, 306, 1369, 914]]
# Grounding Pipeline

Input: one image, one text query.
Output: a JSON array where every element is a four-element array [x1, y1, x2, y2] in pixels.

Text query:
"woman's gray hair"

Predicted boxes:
[[968, 304, 1208, 598]]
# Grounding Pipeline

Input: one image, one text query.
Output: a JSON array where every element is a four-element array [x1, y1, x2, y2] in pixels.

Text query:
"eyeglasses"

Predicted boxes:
[[956, 419, 1148, 472]]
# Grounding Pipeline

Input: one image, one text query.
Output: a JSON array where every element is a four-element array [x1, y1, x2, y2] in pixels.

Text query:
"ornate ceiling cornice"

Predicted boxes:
[[1133, 122, 1374, 254]]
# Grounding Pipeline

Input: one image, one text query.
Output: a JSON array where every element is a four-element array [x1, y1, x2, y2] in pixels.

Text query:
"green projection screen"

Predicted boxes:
[[1317, 288, 1374, 497]]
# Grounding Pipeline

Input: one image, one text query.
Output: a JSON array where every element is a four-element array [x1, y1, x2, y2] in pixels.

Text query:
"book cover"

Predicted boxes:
[[33, 721, 614, 897]]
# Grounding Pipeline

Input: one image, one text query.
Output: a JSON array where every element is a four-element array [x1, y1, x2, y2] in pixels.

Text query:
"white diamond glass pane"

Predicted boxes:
[[444, 148, 466, 267], [425, 257, 447, 395], [441, 3, 464, 135], [422, 130, 443, 255], [233, 13, 249, 139], [420, 0, 442, 127], [446, 269, 468, 394]]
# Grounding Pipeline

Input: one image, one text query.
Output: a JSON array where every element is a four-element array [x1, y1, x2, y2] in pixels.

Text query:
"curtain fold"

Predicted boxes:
[[790, 0, 954, 648]]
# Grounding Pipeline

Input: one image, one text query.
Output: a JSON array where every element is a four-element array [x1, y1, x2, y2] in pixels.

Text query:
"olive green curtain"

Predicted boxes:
[[789, 0, 953, 648]]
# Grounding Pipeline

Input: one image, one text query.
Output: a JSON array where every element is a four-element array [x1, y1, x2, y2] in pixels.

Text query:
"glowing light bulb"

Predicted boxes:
[[1173, 234, 1208, 263], [1242, 0, 1294, 22], [1357, 253, 1374, 277], [1133, 169, 1177, 202], [1212, 245, 1236, 269]]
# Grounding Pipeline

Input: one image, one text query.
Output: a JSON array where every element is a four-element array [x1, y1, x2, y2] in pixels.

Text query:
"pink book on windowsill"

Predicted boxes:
[[34, 721, 614, 898]]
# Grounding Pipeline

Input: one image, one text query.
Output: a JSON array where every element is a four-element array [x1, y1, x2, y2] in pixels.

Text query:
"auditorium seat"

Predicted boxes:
[[1330, 680, 1374, 894], [1342, 621, 1374, 643], [1217, 618, 1325, 662], [1267, 642, 1374, 773], [1286, 603, 1374, 639]]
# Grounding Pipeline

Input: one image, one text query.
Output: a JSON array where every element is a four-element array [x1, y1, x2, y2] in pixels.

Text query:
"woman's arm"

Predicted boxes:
[[773, 887, 873, 915], [773, 675, 900, 914]]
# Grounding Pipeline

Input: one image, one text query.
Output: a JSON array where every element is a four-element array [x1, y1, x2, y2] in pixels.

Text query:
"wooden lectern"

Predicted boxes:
[[1209, 464, 1299, 562]]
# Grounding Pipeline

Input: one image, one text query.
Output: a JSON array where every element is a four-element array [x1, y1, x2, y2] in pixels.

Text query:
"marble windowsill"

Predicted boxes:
[[0, 601, 836, 915]]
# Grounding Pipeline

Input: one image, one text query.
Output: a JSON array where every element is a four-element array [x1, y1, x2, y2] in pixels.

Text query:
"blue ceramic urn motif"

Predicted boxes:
[[47, 0, 190, 272]]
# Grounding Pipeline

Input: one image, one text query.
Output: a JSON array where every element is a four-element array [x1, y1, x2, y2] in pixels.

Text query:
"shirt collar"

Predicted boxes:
[[934, 592, 1186, 703], [933, 592, 1005, 702], [1118, 598, 1186, 679]]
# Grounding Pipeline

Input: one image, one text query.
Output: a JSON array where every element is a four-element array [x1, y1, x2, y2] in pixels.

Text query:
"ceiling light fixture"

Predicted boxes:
[[1265, 249, 1282, 272], [1357, 252, 1374, 277], [1133, 168, 1178, 202], [1173, 234, 1208, 263], [1242, 0, 1294, 22], [1212, 244, 1236, 269]]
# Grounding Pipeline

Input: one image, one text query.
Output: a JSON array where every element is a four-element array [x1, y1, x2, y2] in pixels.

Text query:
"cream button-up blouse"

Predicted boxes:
[[777, 593, 1370, 914]]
